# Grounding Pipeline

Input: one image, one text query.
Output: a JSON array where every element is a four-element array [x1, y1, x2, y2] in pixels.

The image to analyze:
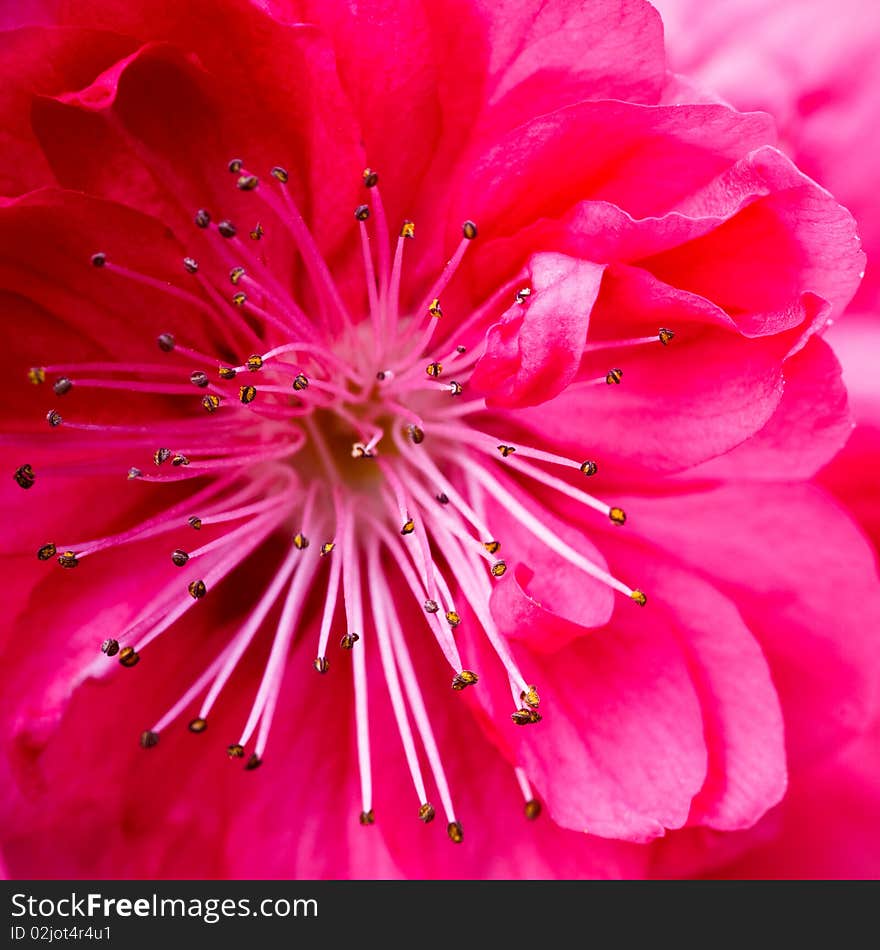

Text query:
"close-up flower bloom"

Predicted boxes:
[[1, 0, 878, 880]]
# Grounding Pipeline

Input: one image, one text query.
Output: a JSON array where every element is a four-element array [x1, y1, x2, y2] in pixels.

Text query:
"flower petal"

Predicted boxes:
[[470, 253, 604, 407]]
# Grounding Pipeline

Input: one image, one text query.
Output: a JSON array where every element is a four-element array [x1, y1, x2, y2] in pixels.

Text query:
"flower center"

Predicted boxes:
[[18, 161, 659, 840]]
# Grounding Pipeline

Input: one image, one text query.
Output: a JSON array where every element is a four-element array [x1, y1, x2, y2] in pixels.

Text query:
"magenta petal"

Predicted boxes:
[[625, 558, 786, 830], [689, 335, 852, 481], [621, 483, 880, 770], [471, 253, 604, 407], [486, 492, 615, 650]]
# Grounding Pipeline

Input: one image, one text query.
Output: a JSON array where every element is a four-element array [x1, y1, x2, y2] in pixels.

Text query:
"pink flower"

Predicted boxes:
[[1, 0, 877, 879], [654, 0, 880, 313], [656, 0, 880, 878]]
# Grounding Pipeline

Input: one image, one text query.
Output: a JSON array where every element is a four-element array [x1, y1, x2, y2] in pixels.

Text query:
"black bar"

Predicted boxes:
[[2, 881, 878, 946]]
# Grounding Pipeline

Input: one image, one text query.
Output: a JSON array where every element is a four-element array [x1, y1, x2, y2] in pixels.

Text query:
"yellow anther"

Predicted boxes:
[[520, 685, 540, 709], [188, 579, 207, 599], [451, 670, 479, 690], [609, 507, 626, 526]]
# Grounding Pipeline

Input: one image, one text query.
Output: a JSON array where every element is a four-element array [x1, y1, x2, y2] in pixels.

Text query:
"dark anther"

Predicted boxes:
[[462, 220, 478, 240], [246, 353, 263, 371], [188, 516, 202, 530], [140, 730, 160, 749], [183, 256, 199, 274], [153, 447, 172, 466], [354, 204, 370, 221], [313, 657, 330, 674], [90, 252, 106, 267], [340, 633, 360, 650], [202, 394, 221, 413], [239, 385, 257, 404], [127, 467, 143, 480], [101, 638, 120, 657], [190, 371, 209, 388], [195, 208, 211, 229], [227, 744, 245, 759], [57, 550, 79, 569], [606, 367, 623, 385], [447, 821, 464, 843], [157, 332, 176, 352], [245, 753, 262, 770], [511, 708, 543, 726], [580, 460, 598, 476], [188, 579, 207, 599], [524, 799, 542, 820], [359, 810, 376, 825], [228, 158, 243, 174], [171, 549, 190, 567], [362, 168, 379, 188], [292, 373, 309, 391], [188, 717, 208, 733], [53, 377, 73, 396], [270, 166, 289, 184], [237, 174, 259, 191], [218, 220, 237, 239], [37, 543, 57, 561], [119, 646, 140, 668], [46, 409, 62, 427]]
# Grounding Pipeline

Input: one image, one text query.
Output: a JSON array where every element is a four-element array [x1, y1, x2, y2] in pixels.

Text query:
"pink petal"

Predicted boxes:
[[619, 483, 880, 770], [470, 253, 604, 407]]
